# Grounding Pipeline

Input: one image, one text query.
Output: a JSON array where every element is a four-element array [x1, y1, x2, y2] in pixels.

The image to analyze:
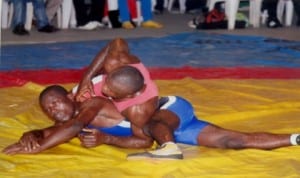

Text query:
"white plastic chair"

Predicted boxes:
[[167, 0, 186, 14], [206, 0, 283, 29], [249, 0, 263, 28], [277, 0, 294, 26], [56, 0, 77, 29], [1, 0, 10, 29]]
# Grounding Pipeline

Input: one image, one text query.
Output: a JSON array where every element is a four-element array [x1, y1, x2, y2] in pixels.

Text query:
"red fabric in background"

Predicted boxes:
[[1, 67, 300, 88]]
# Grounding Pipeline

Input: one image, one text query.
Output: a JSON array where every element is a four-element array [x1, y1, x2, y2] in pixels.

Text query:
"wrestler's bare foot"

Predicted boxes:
[[127, 142, 183, 160], [141, 20, 163, 28]]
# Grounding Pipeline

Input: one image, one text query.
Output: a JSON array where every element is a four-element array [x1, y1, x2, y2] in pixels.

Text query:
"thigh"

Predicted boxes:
[[197, 124, 245, 148], [152, 110, 180, 131]]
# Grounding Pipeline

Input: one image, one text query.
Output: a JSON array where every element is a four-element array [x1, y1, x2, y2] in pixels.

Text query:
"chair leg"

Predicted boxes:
[[1, 1, 9, 29], [7, 3, 14, 28], [249, 0, 263, 28], [179, 0, 186, 14], [225, 0, 239, 30], [61, 0, 72, 29], [25, 3, 33, 30], [285, 0, 294, 26], [69, 4, 77, 28], [167, 0, 174, 12], [277, 0, 285, 23], [135, 0, 142, 26]]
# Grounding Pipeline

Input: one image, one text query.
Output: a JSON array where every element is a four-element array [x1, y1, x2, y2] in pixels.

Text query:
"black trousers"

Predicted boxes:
[[73, 0, 106, 26], [262, 0, 279, 18]]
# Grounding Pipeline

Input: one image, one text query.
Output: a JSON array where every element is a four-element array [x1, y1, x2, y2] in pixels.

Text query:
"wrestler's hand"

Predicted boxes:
[[78, 129, 106, 148], [75, 79, 95, 102], [19, 131, 41, 152], [2, 142, 42, 155]]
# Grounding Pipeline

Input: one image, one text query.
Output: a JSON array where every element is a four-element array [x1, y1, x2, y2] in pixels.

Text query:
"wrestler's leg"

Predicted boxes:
[[145, 110, 180, 145], [127, 110, 183, 160], [197, 124, 295, 150]]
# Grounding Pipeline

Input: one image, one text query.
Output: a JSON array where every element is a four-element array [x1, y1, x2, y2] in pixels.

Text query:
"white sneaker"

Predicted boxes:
[[95, 21, 105, 28], [127, 142, 183, 160], [77, 21, 98, 30]]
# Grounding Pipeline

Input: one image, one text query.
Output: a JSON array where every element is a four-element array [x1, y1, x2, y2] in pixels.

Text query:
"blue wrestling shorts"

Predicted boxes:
[[87, 96, 209, 145], [160, 96, 209, 145], [87, 120, 132, 136]]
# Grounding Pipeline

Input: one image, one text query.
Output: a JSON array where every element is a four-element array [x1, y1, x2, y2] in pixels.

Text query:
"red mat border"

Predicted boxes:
[[1, 67, 300, 88]]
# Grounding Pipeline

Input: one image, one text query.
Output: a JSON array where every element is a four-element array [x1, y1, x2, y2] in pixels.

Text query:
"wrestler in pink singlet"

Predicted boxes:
[[73, 63, 158, 112]]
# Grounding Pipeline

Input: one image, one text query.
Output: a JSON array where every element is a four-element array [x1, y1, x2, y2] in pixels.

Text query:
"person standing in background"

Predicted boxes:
[[73, 0, 105, 30]]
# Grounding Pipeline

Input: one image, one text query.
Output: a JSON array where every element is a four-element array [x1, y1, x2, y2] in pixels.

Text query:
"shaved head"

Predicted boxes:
[[107, 66, 144, 96], [39, 85, 68, 103]]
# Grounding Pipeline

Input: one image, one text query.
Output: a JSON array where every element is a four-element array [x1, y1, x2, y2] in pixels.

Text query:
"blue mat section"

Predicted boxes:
[[1, 32, 300, 71]]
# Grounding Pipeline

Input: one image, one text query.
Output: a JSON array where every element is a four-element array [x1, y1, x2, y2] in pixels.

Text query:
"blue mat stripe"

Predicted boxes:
[[1, 32, 300, 71]]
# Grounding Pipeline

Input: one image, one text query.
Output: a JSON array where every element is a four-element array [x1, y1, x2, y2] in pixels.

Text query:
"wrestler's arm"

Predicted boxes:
[[75, 39, 132, 101], [80, 98, 158, 148], [2, 125, 59, 155], [83, 38, 130, 79], [3, 99, 103, 155], [75, 45, 110, 100]]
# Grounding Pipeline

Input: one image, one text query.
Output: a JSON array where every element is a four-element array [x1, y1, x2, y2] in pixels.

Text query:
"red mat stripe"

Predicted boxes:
[[1, 67, 300, 88]]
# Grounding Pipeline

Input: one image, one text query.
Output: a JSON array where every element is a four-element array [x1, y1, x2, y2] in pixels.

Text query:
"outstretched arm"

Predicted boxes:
[[75, 38, 131, 101], [2, 119, 86, 155], [2, 99, 104, 155], [2, 126, 56, 155]]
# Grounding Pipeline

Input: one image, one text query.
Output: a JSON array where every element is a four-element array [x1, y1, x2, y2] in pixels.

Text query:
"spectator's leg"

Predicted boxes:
[[90, 0, 105, 23], [10, 0, 29, 35], [45, 0, 63, 23], [140, 0, 162, 28], [263, 0, 282, 28], [154, 0, 164, 14], [73, 0, 89, 26], [292, 0, 300, 26], [118, 0, 133, 29]]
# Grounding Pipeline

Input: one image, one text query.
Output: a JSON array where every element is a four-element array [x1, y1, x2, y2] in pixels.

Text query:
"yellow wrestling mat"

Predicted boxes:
[[1, 79, 300, 178]]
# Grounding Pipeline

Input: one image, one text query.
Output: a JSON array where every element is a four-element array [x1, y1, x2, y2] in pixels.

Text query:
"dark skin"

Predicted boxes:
[[147, 109, 292, 150], [3, 38, 159, 154], [74, 38, 140, 102], [73, 38, 159, 148], [2, 85, 154, 155], [2, 38, 294, 154]]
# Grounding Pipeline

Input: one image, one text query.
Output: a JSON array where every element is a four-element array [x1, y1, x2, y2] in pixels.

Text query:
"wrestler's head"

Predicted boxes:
[[102, 66, 145, 101], [39, 85, 75, 123]]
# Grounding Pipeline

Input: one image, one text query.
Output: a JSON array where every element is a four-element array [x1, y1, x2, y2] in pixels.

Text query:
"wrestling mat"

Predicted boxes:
[[1, 32, 300, 178]]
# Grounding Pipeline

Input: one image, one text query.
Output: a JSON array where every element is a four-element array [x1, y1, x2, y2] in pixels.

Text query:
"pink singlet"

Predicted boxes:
[[73, 63, 158, 112]]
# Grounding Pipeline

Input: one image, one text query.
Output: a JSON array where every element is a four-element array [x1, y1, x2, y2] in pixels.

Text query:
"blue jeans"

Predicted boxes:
[[9, 0, 49, 29], [118, 0, 152, 22]]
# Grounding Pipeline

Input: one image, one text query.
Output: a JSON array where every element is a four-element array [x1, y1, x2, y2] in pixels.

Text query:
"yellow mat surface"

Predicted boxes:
[[1, 79, 300, 178]]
